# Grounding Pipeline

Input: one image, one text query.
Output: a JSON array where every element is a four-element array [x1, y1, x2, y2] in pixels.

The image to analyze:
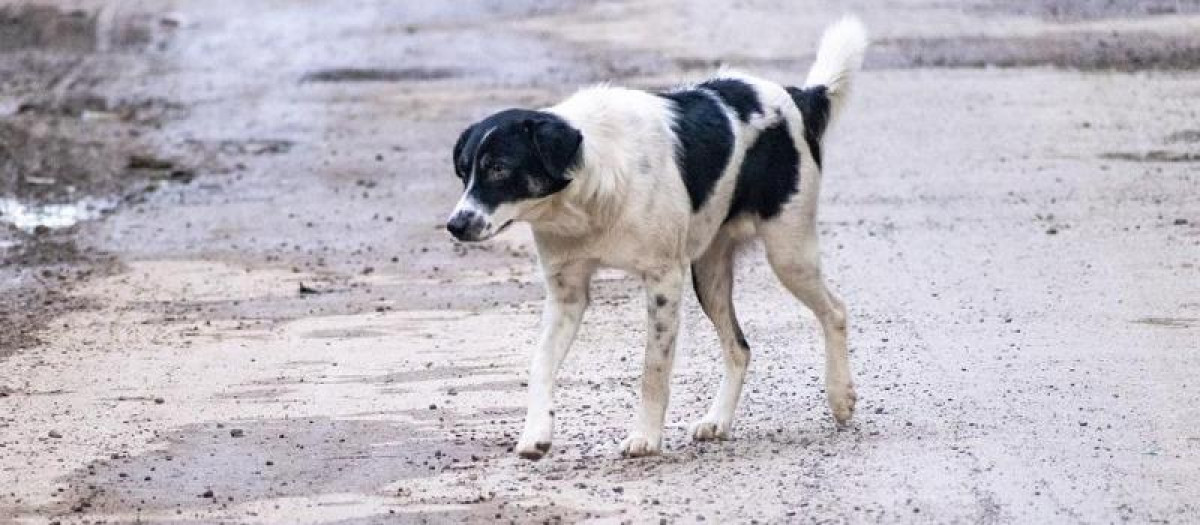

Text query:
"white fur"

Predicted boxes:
[[503, 18, 868, 459], [804, 14, 869, 118]]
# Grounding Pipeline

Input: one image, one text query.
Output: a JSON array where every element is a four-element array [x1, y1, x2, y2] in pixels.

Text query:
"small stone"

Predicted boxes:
[[1174, 218, 1188, 225], [48, 430, 63, 439], [154, 397, 165, 404], [230, 428, 245, 438]]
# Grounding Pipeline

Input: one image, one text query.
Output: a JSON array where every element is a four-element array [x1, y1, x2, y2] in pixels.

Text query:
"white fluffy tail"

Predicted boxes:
[[804, 15, 869, 116]]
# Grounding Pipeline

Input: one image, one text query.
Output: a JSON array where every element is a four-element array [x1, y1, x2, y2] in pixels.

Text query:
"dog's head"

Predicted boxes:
[[446, 109, 582, 242]]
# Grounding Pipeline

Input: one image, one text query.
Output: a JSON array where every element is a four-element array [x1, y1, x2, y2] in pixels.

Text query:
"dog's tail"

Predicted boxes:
[[802, 15, 868, 121]]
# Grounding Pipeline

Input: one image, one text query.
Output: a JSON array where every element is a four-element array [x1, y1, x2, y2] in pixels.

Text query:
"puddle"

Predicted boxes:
[[0, 196, 116, 231]]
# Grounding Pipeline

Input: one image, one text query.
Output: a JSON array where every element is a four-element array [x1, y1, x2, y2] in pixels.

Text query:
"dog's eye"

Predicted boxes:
[[487, 164, 509, 180]]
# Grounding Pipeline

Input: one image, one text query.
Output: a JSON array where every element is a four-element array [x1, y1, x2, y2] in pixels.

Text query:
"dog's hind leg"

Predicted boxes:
[[620, 264, 687, 457], [760, 215, 856, 425], [688, 232, 751, 441], [516, 260, 594, 460]]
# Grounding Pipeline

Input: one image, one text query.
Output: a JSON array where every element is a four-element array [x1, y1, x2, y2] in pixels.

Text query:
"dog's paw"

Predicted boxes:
[[828, 381, 858, 425], [515, 438, 552, 461], [619, 433, 661, 458], [689, 417, 732, 441]]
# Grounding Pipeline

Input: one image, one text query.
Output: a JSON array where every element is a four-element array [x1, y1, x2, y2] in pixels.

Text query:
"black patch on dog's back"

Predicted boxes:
[[658, 90, 735, 211], [698, 78, 762, 122], [726, 123, 800, 222], [786, 85, 831, 168]]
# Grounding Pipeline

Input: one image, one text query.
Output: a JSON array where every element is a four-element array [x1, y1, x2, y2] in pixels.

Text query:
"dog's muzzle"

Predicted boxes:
[[446, 208, 487, 242]]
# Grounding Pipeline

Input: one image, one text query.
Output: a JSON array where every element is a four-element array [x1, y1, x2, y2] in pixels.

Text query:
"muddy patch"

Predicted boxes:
[[1100, 151, 1200, 163], [1133, 317, 1198, 328], [977, 0, 1200, 21], [0, 3, 197, 359], [183, 137, 295, 157], [0, 5, 99, 52], [0, 4, 164, 52], [295, 364, 508, 387], [38, 417, 492, 520], [302, 67, 461, 83], [1165, 130, 1200, 144], [212, 387, 298, 402], [872, 31, 1200, 71], [0, 231, 116, 355]]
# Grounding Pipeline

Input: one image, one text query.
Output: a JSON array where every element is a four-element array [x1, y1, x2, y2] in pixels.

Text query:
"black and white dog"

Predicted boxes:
[[447, 17, 868, 459]]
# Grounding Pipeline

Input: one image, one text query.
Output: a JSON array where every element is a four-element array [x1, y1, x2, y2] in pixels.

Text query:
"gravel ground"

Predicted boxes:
[[1, 1, 1198, 523]]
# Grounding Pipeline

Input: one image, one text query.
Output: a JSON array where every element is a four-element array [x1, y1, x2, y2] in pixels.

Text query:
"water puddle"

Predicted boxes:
[[0, 196, 116, 231]]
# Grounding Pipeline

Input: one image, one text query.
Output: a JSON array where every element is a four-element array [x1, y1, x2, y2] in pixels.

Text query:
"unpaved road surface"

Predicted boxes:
[[2, 1, 1199, 523]]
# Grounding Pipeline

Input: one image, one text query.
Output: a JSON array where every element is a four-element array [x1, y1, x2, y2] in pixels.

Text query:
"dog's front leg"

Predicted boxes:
[[515, 261, 593, 460], [620, 265, 686, 457]]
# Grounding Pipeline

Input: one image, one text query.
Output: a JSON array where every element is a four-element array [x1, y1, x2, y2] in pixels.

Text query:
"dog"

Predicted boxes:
[[446, 16, 868, 459]]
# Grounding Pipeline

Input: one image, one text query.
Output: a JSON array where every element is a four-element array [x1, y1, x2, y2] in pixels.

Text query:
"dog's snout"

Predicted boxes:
[[446, 211, 472, 238], [446, 210, 484, 241]]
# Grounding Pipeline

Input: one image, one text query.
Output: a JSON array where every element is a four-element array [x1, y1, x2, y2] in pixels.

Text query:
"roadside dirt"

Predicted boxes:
[[0, 2, 195, 354], [2, 0, 1199, 523]]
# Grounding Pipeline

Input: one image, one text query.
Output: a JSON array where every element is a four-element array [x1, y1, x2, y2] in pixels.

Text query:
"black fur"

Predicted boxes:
[[735, 330, 749, 350], [451, 109, 581, 211], [698, 78, 762, 122], [725, 124, 800, 223], [786, 86, 831, 168], [657, 90, 735, 212]]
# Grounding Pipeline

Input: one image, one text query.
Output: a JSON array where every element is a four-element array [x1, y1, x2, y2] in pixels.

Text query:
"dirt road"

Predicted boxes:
[[2, 1, 1199, 523]]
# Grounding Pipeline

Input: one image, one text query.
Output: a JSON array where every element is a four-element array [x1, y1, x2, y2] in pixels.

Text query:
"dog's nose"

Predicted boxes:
[[446, 211, 475, 240]]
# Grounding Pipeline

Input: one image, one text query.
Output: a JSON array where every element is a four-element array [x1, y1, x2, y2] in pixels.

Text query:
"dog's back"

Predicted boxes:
[[539, 15, 869, 263]]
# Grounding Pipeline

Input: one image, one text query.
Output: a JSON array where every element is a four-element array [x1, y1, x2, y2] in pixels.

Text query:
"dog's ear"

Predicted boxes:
[[528, 119, 582, 182], [452, 124, 475, 179]]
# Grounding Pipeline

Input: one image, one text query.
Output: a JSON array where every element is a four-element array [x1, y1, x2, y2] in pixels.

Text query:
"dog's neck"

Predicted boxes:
[[525, 170, 618, 239], [528, 145, 630, 240]]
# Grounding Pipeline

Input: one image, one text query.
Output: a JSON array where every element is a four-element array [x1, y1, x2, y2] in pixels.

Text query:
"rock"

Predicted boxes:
[[230, 428, 245, 438], [168, 169, 195, 183], [128, 155, 174, 170], [48, 430, 63, 438]]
